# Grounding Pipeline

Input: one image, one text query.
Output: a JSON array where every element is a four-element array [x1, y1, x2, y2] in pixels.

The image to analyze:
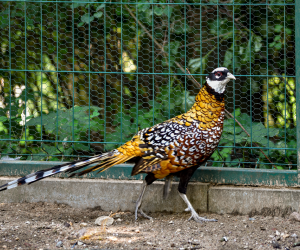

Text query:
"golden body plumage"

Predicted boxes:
[[113, 83, 225, 179]]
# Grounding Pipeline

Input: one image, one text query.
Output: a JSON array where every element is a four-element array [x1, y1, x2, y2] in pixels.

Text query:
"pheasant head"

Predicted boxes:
[[206, 67, 236, 94]]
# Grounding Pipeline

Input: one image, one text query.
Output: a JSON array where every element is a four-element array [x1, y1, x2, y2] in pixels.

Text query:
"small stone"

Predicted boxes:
[[188, 240, 200, 245], [63, 222, 70, 228], [272, 241, 280, 249], [260, 226, 266, 230], [108, 236, 118, 241], [147, 242, 153, 245], [76, 228, 87, 238], [135, 229, 140, 233], [290, 212, 300, 222], [249, 217, 255, 221], [77, 241, 83, 246], [15, 237, 19, 241], [95, 216, 114, 226], [56, 241, 63, 248], [170, 243, 175, 247], [2, 246, 7, 249], [24, 242, 31, 247], [275, 230, 280, 236], [292, 233, 298, 238], [169, 221, 174, 224], [25, 221, 30, 224], [282, 233, 290, 240], [116, 218, 122, 222], [220, 236, 228, 242], [80, 223, 88, 227]]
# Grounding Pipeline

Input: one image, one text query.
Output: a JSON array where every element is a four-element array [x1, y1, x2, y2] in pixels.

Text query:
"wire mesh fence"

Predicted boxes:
[[0, 0, 296, 170]]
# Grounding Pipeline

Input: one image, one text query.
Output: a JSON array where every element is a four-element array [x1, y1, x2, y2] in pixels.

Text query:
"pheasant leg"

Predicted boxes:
[[134, 180, 152, 220], [163, 175, 173, 200], [179, 192, 217, 222]]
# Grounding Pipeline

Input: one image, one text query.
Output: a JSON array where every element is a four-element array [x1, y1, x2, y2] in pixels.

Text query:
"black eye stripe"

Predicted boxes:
[[207, 69, 230, 81], [215, 71, 223, 77]]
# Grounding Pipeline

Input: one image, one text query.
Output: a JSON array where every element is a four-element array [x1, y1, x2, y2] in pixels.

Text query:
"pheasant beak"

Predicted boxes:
[[227, 72, 236, 80]]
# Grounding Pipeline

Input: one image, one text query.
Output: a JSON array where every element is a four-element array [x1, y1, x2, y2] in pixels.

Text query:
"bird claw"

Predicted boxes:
[[188, 215, 194, 222], [139, 209, 153, 220], [135, 208, 153, 221], [179, 193, 217, 223], [189, 213, 218, 223]]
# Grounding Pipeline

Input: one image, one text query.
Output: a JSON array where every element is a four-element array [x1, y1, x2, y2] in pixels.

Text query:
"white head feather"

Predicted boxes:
[[206, 67, 236, 93]]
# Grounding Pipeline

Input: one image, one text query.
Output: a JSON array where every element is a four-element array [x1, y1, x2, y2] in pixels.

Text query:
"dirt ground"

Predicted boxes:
[[0, 202, 300, 250]]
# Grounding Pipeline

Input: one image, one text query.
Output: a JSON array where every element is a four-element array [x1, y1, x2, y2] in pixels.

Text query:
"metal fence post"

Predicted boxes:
[[296, 1, 300, 185]]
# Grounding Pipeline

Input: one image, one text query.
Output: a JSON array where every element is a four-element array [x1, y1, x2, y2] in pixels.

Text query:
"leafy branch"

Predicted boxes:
[[124, 4, 199, 88], [224, 110, 277, 169]]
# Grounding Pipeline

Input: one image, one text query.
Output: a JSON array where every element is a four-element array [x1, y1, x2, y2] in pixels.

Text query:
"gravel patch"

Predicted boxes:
[[0, 202, 299, 249]]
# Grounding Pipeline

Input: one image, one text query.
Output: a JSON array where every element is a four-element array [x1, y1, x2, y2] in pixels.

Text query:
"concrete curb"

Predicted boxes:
[[208, 186, 299, 216], [0, 177, 299, 215], [0, 177, 208, 213]]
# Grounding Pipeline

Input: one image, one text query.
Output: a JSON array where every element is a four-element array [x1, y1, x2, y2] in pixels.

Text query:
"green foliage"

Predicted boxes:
[[27, 106, 102, 143], [262, 76, 296, 129], [264, 127, 297, 170], [0, 106, 102, 160], [105, 82, 195, 151], [211, 108, 281, 167]]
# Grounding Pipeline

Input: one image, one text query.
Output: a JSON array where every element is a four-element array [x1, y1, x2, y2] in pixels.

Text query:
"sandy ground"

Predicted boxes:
[[0, 202, 300, 250]]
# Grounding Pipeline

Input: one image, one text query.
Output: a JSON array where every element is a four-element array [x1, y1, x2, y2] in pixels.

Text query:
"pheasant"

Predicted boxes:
[[0, 67, 235, 222]]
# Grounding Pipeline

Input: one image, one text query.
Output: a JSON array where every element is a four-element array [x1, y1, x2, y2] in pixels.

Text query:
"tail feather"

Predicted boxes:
[[70, 155, 134, 177], [0, 151, 128, 192], [65, 152, 112, 174]]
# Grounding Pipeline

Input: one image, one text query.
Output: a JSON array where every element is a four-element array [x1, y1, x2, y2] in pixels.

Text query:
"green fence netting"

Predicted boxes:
[[0, 0, 296, 170]]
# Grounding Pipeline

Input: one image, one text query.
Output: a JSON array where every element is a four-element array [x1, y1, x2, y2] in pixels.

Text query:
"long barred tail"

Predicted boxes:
[[0, 150, 132, 192]]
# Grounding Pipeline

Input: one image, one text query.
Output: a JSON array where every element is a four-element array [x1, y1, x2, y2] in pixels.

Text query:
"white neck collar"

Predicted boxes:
[[206, 77, 231, 94]]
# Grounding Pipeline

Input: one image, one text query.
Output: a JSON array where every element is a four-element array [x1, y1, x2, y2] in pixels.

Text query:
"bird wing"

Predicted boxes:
[[131, 112, 223, 179], [131, 119, 195, 176]]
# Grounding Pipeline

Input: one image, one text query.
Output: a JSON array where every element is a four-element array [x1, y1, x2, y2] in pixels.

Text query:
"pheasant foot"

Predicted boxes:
[[179, 192, 217, 223]]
